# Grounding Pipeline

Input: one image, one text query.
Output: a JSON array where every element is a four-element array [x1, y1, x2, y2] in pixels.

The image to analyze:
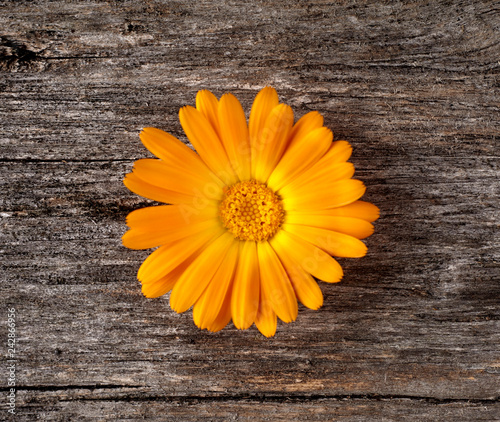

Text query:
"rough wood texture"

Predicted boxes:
[[1, 0, 499, 420]]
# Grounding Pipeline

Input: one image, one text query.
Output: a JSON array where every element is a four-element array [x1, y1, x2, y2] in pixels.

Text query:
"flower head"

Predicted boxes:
[[123, 87, 379, 337]]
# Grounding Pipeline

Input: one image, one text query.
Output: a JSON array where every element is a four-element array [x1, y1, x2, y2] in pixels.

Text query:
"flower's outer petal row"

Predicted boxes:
[[252, 104, 294, 183], [179, 105, 238, 186], [254, 287, 277, 338], [249, 87, 279, 177], [272, 241, 323, 310], [170, 232, 236, 314], [267, 127, 333, 191], [125, 203, 218, 231], [283, 224, 367, 258], [196, 90, 221, 137], [206, 282, 234, 333], [141, 257, 194, 299], [278, 140, 354, 193], [285, 215, 374, 240], [130, 159, 224, 200], [123, 204, 220, 250], [218, 93, 252, 181], [257, 241, 298, 323], [286, 201, 379, 223], [329, 201, 380, 222], [270, 230, 343, 283], [288, 111, 324, 148], [322, 140, 353, 163], [193, 239, 239, 330], [231, 241, 260, 330], [141, 273, 178, 299], [280, 162, 355, 194], [139, 127, 220, 184], [137, 225, 224, 285], [124, 172, 197, 205], [123, 219, 221, 250], [282, 179, 366, 211]]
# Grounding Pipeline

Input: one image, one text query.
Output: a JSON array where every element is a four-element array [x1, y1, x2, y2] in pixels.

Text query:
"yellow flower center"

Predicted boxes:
[[219, 180, 285, 242]]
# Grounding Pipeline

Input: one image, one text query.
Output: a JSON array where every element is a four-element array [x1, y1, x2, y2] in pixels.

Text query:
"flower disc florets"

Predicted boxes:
[[219, 180, 285, 242]]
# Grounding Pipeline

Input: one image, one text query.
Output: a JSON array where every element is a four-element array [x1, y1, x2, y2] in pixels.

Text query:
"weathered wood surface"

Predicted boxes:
[[1, 0, 499, 420]]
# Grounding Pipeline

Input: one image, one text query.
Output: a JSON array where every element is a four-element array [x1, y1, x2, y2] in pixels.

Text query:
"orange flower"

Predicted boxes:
[[123, 87, 378, 337]]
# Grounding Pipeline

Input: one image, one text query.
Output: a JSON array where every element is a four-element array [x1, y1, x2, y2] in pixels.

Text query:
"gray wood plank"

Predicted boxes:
[[1, 0, 499, 420]]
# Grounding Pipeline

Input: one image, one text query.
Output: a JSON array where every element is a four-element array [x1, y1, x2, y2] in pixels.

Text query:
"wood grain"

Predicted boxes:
[[1, 0, 499, 420]]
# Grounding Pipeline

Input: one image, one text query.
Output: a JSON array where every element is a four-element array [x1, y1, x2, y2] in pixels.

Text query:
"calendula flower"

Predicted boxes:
[[123, 87, 378, 337]]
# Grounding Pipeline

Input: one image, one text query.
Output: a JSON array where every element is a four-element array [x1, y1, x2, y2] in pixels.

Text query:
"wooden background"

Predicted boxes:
[[1, 0, 499, 420]]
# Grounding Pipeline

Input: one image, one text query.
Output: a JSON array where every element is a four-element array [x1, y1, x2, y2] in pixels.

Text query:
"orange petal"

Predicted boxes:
[[249, 87, 279, 177], [267, 127, 333, 191], [252, 103, 294, 183], [131, 158, 223, 199], [257, 241, 298, 323], [285, 215, 374, 240], [205, 281, 234, 333], [179, 105, 238, 185], [323, 140, 353, 163], [124, 172, 197, 205], [279, 140, 353, 193], [137, 225, 223, 285], [283, 224, 367, 258], [270, 230, 343, 283], [193, 240, 239, 329], [139, 127, 219, 183], [254, 286, 277, 338], [272, 242, 323, 310], [125, 204, 218, 230], [282, 179, 366, 211], [288, 111, 324, 148], [124, 203, 219, 250], [231, 241, 260, 330], [170, 232, 236, 313], [218, 93, 251, 181], [141, 257, 194, 299], [123, 219, 221, 250], [279, 159, 355, 195], [141, 273, 178, 299], [287, 200, 380, 223], [196, 90, 221, 136], [330, 201, 380, 222]]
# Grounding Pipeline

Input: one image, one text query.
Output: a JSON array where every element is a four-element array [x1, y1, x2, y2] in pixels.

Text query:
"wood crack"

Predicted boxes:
[[5, 385, 499, 404], [3, 385, 498, 403]]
